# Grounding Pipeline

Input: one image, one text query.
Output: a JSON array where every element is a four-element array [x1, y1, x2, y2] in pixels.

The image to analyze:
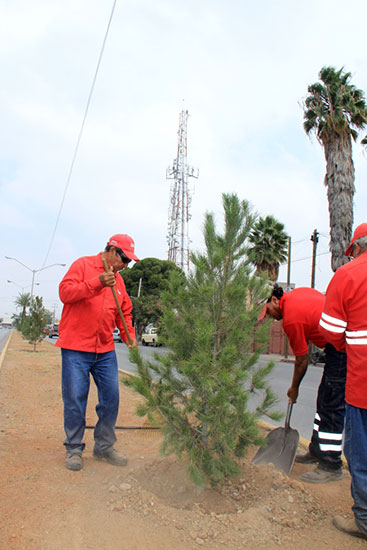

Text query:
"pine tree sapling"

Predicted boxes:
[[127, 194, 279, 486], [21, 296, 48, 351]]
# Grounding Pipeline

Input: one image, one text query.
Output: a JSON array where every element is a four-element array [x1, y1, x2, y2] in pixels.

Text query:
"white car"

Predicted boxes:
[[112, 328, 121, 342]]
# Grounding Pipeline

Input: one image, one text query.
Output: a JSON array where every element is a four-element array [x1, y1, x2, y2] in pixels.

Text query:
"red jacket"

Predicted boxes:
[[280, 288, 327, 356], [56, 253, 135, 353], [319, 251, 367, 408]]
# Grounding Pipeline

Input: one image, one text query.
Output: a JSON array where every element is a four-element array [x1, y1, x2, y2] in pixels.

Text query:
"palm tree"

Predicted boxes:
[[303, 66, 367, 271], [248, 215, 288, 282], [14, 292, 31, 324]]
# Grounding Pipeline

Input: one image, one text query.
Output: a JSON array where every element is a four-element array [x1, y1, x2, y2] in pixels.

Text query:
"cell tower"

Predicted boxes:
[[166, 110, 199, 271]]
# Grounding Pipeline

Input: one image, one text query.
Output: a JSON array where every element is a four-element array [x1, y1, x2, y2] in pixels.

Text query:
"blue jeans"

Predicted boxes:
[[309, 344, 346, 470], [344, 404, 367, 534], [61, 348, 119, 454]]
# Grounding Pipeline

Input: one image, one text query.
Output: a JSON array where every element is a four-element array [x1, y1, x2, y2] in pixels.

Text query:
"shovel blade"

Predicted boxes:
[[252, 426, 300, 475]]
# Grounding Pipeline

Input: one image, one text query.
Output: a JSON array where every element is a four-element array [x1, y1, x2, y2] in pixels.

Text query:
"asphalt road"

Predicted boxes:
[[0, 327, 12, 354], [256, 355, 323, 440], [113, 341, 323, 441], [44, 336, 323, 441]]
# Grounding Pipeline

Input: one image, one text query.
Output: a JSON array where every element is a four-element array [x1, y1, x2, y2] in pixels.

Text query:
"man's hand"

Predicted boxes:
[[99, 267, 116, 287], [287, 386, 299, 404], [127, 338, 138, 349]]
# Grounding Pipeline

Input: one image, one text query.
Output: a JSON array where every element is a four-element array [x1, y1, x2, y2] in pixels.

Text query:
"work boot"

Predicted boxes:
[[333, 516, 367, 540], [295, 451, 319, 464], [301, 465, 343, 484], [93, 448, 128, 467], [65, 452, 83, 471]]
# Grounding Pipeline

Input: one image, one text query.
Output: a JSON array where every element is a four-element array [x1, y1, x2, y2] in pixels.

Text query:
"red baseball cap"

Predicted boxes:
[[345, 223, 367, 257], [107, 234, 140, 261]]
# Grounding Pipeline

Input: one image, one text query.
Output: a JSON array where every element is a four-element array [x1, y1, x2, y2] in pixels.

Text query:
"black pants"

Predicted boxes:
[[309, 343, 346, 471]]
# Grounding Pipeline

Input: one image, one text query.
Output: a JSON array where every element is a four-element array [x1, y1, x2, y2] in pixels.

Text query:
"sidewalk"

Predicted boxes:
[[260, 352, 295, 364]]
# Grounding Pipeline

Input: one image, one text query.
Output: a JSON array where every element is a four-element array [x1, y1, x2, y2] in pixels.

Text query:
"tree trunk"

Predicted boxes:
[[323, 132, 354, 272], [256, 263, 279, 282]]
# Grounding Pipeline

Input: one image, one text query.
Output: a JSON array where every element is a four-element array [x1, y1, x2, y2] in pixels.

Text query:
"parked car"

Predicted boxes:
[[49, 325, 59, 338], [141, 327, 160, 347], [112, 328, 122, 342]]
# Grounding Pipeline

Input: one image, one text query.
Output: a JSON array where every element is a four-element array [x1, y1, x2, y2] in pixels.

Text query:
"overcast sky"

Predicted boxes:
[[1, 0, 367, 320]]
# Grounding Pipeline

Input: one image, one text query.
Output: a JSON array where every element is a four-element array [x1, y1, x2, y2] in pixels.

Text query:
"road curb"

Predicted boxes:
[[0, 330, 13, 370]]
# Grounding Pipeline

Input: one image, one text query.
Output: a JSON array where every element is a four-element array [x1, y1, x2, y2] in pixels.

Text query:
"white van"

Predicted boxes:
[[141, 327, 160, 346]]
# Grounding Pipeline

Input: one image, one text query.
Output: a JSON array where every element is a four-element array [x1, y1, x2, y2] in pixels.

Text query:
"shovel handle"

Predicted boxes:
[[285, 402, 294, 430], [102, 257, 133, 346]]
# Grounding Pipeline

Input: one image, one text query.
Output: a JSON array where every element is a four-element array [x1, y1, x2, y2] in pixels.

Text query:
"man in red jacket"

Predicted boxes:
[[318, 223, 367, 540], [259, 286, 346, 483], [56, 234, 139, 471]]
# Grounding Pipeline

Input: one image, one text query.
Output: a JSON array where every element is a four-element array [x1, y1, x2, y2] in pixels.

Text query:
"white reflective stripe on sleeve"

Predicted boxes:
[[319, 443, 343, 452], [346, 338, 367, 345], [346, 330, 367, 337], [318, 431, 343, 441], [319, 319, 345, 334], [313, 424, 319, 432], [315, 412, 321, 422], [321, 312, 347, 328]]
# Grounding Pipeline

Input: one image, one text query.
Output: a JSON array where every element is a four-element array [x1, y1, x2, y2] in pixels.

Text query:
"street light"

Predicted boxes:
[[7, 279, 39, 293], [5, 257, 66, 299]]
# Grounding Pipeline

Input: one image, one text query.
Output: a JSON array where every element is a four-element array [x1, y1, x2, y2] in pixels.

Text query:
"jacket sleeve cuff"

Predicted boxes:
[[87, 275, 104, 292]]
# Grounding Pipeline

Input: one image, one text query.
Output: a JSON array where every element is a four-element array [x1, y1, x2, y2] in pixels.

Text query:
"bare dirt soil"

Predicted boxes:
[[0, 332, 365, 550]]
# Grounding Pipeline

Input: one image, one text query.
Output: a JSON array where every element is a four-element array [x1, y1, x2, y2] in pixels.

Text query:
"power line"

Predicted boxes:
[[291, 251, 330, 264], [292, 238, 309, 245], [42, 0, 118, 267]]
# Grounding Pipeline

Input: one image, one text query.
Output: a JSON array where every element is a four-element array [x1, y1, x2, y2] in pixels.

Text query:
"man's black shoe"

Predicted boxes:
[[301, 465, 343, 483], [295, 452, 319, 464]]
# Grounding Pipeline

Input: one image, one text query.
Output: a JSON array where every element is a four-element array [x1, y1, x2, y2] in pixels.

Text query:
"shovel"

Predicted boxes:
[[252, 402, 299, 475]]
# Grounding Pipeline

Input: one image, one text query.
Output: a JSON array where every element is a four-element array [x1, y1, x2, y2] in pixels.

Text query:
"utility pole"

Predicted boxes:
[[284, 236, 291, 358], [309, 229, 319, 362], [166, 110, 199, 272], [286, 236, 291, 292], [310, 229, 319, 288]]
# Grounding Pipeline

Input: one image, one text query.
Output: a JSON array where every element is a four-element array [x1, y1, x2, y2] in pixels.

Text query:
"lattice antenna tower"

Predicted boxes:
[[166, 110, 199, 271]]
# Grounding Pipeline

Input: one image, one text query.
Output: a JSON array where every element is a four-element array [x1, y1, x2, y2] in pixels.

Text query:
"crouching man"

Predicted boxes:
[[259, 285, 346, 483]]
